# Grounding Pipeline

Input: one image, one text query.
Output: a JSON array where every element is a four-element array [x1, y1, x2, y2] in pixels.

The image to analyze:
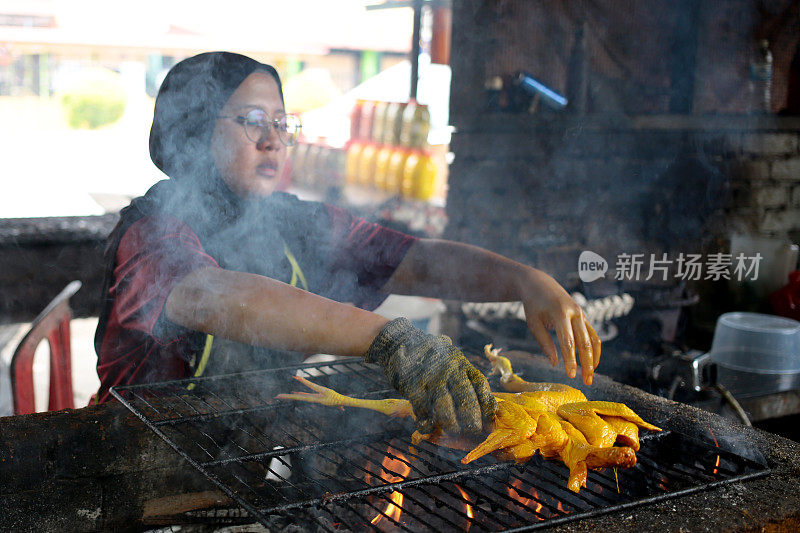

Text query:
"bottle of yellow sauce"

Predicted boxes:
[[371, 101, 389, 146], [358, 100, 375, 142], [373, 145, 394, 191], [400, 100, 431, 149], [386, 147, 410, 196], [415, 151, 438, 201], [344, 141, 364, 186], [401, 149, 437, 201], [383, 101, 401, 145], [369, 101, 391, 190], [357, 142, 378, 187], [410, 104, 431, 149]]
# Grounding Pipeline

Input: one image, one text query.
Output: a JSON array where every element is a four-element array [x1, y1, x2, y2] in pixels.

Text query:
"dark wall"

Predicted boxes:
[[446, 1, 800, 290], [451, 0, 799, 115], [0, 215, 117, 323]]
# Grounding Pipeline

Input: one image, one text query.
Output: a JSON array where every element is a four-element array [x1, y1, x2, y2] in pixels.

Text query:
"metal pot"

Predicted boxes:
[[694, 312, 800, 398]]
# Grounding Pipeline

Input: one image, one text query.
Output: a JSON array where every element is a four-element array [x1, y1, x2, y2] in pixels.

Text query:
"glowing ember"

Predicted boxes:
[[370, 447, 411, 526], [708, 426, 721, 475], [507, 478, 543, 517], [556, 501, 568, 514]]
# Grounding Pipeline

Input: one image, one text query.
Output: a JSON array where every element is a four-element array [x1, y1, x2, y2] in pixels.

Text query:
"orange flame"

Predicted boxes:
[[507, 478, 543, 517], [370, 447, 411, 526], [455, 484, 474, 529], [708, 426, 721, 475], [557, 501, 567, 513], [371, 491, 404, 526]]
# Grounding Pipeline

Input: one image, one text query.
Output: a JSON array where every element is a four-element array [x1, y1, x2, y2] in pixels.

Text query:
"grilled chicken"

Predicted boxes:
[[276, 344, 660, 493]]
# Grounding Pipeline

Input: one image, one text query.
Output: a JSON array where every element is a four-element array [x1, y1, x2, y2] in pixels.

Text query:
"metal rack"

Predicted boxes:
[[112, 359, 769, 531]]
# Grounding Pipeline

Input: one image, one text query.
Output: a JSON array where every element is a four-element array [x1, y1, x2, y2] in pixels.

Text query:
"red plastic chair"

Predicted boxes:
[[10, 281, 81, 415]]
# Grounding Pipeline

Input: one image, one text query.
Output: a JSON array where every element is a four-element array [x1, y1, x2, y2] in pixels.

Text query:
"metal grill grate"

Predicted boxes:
[[112, 359, 769, 531]]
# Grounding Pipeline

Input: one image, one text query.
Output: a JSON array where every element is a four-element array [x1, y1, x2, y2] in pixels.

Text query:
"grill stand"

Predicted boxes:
[[2, 354, 799, 532], [110, 356, 775, 531]]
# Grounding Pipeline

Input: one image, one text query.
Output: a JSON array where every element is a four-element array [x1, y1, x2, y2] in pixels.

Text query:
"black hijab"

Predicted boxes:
[[145, 51, 285, 243], [94, 51, 323, 354]]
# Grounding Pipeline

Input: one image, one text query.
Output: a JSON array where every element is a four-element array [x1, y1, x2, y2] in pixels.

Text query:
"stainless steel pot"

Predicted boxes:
[[692, 313, 800, 398]]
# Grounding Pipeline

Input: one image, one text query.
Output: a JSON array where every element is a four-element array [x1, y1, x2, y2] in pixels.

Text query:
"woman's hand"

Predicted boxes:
[[517, 268, 602, 385], [383, 239, 601, 385]]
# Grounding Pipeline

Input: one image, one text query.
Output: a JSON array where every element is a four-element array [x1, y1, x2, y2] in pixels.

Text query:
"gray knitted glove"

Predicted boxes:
[[366, 317, 497, 434]]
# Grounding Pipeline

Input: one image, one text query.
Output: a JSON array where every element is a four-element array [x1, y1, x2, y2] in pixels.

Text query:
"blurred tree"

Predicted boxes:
[[60, 68, 126, 129], [282, 68, 342, 114]]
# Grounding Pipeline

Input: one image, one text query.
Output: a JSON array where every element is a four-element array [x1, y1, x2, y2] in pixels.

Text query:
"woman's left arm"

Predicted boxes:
[[383, 238, 601, 385]]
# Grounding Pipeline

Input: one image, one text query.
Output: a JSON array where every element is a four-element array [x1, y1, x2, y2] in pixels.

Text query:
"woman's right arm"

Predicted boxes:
[[164, 266, 389, 358], [164, 266, 496, 434]]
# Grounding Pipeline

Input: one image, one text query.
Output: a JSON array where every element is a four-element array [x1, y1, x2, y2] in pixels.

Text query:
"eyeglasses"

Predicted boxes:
[[218, 108, 302, 147]]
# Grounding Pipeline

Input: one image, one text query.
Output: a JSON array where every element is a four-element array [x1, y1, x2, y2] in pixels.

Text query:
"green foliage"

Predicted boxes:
[[60, 68, 127, 129]]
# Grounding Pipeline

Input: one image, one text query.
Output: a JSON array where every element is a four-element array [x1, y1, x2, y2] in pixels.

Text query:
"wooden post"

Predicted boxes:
[[430, 7, 452, 65]]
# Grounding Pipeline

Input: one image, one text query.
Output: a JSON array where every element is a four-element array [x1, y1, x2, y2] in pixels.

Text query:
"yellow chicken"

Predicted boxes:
[[276, 344, 661, 493]]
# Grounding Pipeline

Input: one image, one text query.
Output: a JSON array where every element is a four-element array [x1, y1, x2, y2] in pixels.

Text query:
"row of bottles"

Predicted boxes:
[[289, 143, 346, 191], [346, 99, 439, 201], [345, 143, 438, 201], [288, 142, 440, 202], [288, 99, 443, 203], [351, 98, 430, 148]]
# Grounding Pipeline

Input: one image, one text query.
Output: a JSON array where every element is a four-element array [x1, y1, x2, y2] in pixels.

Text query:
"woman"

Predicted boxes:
[[94, 52, 600, 435]]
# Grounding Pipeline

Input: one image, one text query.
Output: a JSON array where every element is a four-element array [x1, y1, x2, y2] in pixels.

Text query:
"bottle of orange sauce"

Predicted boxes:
[[350, 99, 365, 140], [344, 100, 363, 186], [345, 99, 371, 186]]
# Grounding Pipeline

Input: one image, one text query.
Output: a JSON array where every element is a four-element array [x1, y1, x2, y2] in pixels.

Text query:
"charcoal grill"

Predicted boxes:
[[111, 357, 769, 531]]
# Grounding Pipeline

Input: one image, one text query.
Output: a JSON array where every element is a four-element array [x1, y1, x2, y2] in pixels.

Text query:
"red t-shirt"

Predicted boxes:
[[95, 202, 417, 403]]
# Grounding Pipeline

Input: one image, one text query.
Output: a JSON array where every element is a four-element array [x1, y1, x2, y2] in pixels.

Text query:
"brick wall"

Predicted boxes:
[[445, 115, 800, 287], [729, 133, 800, 234]]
